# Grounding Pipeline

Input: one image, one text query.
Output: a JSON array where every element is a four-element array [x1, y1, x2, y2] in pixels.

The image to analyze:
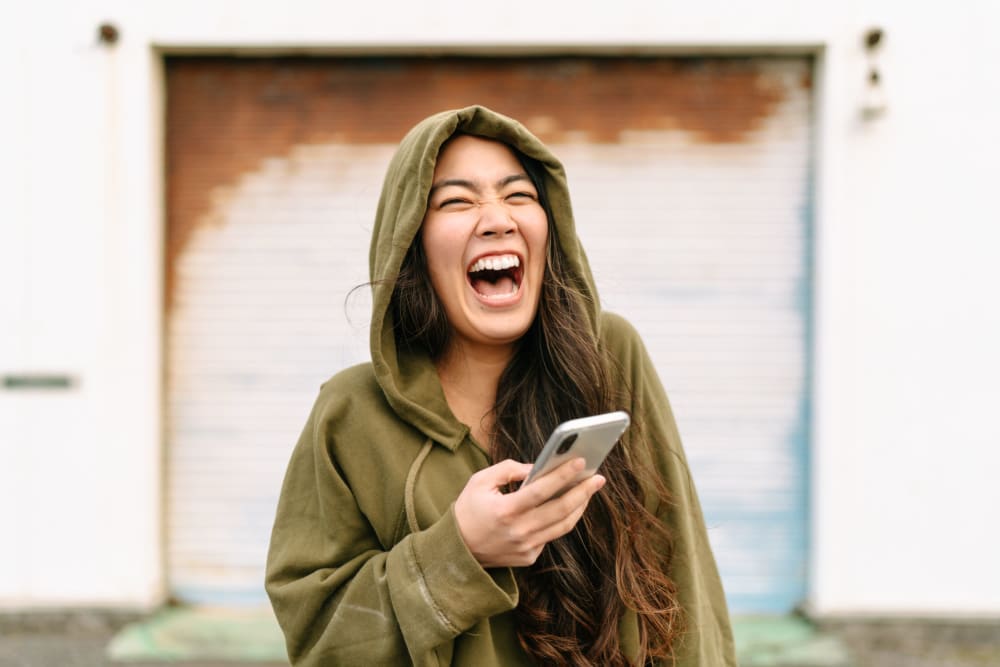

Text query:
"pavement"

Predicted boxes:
[[1, 608, 999, 666]]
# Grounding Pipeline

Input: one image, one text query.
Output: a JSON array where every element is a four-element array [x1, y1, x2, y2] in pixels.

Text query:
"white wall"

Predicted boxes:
[[811, 0, 1000, 615], [1, 0, 997, 614], [0, 2, 165, 607]]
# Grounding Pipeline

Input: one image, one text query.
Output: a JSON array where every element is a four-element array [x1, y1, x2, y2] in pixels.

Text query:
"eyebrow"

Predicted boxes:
[[428, 173, 532, 197]]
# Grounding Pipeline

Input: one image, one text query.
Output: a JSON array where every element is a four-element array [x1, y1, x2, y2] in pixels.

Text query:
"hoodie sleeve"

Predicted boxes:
[[265, 395, 519, 666], [602, 313, 737, 667]]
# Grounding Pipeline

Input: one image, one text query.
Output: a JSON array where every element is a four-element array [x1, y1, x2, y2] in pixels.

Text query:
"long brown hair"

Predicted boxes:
[[389, 145, 683, 665]]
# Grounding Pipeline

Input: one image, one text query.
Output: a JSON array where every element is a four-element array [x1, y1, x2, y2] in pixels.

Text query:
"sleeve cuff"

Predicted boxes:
[[405, 503, 519, 634]]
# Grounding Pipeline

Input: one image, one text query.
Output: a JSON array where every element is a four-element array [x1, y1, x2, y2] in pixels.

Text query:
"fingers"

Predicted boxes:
[[455, 458, 607, 568], [530, 474, 606, 536], [506, 472, 605, 540], [513, 457, 586, 505], [529, 499, 589, 549], [507, 474, 607, 563]]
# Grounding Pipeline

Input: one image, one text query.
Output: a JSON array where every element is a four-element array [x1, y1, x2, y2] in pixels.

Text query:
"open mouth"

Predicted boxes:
[[467, 254, 523, 299]]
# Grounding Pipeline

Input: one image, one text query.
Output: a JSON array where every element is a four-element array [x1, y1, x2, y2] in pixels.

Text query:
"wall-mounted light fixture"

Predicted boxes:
[[97, 22, 120, 46], [862, 27, 887, 119]]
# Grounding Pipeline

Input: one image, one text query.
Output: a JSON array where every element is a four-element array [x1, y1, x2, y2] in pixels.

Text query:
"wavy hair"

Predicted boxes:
[[389, 144, 683, 666]]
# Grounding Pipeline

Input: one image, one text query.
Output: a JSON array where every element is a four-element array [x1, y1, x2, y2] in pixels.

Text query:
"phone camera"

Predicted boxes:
[[556, 433, 579, 455]]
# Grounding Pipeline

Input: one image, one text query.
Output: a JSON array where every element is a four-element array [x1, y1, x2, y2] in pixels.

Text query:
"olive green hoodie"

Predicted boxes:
[[265, 106, 735, 666]]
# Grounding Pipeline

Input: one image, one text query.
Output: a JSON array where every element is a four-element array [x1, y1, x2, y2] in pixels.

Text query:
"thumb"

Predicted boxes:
[[480, 458, 534, 488]]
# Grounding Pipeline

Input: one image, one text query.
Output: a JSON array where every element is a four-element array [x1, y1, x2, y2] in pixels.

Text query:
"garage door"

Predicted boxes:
[[165, 56, 813, 614]]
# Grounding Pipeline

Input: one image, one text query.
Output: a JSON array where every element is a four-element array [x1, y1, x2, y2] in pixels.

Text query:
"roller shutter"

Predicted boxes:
[[165, 56, 813, 613]]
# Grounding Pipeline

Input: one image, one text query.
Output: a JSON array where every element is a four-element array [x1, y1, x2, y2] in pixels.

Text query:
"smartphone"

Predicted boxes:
[[521, 411, 630, 495]]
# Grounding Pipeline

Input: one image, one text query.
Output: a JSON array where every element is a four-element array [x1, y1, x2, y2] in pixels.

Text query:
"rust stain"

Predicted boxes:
[[165, 56, 798, 310]]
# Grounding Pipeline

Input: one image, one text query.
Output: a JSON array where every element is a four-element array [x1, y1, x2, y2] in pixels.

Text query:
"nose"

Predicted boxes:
[[475, 200, 516, 238]]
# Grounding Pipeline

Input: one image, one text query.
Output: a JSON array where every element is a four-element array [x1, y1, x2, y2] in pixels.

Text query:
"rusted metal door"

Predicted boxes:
[[165, 56, 813, 613]]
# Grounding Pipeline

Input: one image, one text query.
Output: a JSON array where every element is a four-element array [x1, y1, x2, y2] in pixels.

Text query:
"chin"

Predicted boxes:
[[463, 312, 536, 348], [476, 324, 532, 345]]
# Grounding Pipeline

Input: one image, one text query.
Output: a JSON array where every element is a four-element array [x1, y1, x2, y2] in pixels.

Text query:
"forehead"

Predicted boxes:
[[432, 135, 524, 178]]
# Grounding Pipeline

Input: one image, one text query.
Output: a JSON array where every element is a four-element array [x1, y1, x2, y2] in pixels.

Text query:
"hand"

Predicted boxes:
[[453, 457, 606, 568]]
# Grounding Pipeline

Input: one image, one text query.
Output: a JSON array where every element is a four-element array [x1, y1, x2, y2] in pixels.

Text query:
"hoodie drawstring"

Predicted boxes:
[[404, 438, 434, 534]]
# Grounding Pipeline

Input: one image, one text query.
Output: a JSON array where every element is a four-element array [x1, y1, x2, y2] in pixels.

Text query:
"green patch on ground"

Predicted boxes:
[[734, 615, 855, 666], [106, 606, 287, 663]]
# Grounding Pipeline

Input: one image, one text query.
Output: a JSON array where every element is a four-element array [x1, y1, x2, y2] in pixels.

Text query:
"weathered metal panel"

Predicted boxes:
[[165, 56, 812, 612]]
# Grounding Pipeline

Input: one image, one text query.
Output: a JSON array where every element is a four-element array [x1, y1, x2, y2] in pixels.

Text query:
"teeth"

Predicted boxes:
[[470, 254, 520, 273]]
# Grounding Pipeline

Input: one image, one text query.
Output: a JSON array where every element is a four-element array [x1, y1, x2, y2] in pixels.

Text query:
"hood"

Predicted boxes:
[[368, 105, 599, 449]]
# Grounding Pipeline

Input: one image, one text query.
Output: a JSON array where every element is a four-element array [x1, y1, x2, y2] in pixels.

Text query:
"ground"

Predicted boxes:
[[1, 610, 999, 666]]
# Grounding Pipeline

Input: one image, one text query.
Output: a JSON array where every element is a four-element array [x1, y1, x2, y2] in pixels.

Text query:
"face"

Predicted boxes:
[[421, 135, 549, 357]]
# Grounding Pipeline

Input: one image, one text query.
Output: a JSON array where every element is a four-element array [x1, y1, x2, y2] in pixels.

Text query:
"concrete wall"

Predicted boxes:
[[1, 0, 998, 615]]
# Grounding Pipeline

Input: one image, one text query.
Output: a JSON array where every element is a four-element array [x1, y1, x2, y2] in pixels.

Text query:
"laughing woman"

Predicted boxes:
[[265, 106, 735, 666]]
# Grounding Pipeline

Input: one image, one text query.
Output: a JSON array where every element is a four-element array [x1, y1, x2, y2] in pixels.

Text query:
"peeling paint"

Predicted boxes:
[[165, 56, 795, 310]]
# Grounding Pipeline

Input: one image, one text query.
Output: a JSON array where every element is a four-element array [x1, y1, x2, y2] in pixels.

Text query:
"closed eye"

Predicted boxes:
[[439, 197, 473, 208], [506, 191, 537, 202]]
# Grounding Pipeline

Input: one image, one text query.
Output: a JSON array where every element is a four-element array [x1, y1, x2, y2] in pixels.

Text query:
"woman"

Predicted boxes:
[[266, 106, 735, 666]]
